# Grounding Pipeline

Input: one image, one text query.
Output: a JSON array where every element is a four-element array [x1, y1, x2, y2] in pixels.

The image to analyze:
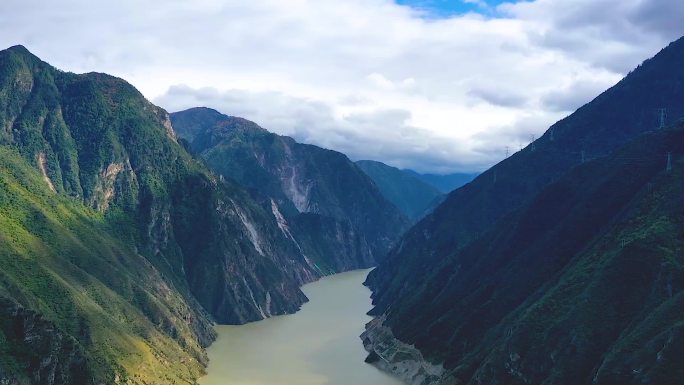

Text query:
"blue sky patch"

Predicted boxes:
[[395, 0, 514, 18]]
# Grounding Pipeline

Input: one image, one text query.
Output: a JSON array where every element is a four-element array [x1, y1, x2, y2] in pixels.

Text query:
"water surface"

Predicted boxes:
[[200, 269, 402, 385]]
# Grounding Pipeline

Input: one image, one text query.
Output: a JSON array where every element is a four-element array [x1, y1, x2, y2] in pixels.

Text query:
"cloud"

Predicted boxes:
[[468, 87, 529, 108], [0, 0, 682, 172], [157, 85, 484, 173], [541, 77, 618, 112]]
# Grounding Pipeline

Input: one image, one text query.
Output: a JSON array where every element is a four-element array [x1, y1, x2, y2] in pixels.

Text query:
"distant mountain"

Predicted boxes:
[[356, 160, 443, 220], [171, 108, 409, 272], [364, 36, 684, 385], [403, 169, 477, 193]]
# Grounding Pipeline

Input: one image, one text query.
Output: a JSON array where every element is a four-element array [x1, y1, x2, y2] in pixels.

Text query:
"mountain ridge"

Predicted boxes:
[[363, 35, 684, 385], [171, 107, 409, 271], [356, 159, 444, 220]]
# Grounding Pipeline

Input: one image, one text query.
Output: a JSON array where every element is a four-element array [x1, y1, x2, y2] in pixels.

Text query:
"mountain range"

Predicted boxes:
[[2, 33, 684, 385], [362, 35, 684, 385], [0, 46, 406, 385], [170, 107, 409, 272]]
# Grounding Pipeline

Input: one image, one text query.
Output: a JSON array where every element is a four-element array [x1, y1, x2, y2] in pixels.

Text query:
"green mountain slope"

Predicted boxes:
[[171, 108, 409, 271], [364, 123, 684, 385], [0, 45, 384, 384], [367, 35, 684, 316], [363, 36, 684, 385], [356, 160, 443, 220], [0, 146, 213, 384]]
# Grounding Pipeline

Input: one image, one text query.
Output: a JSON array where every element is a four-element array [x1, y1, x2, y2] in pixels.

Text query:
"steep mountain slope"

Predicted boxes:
[[356, 160, 444, 221], [0, 147, 213, 385], [0, 45, 355, 384], [403, 170, 477, 193], [367, 35, 684, 315], [364, 36, 684, 385], [363, 122, 684, 385], [171, 108, 409, 271]]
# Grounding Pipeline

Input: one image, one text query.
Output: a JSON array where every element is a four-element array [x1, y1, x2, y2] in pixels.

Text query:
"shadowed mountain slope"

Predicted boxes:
[[356, 160, 444, 221], [363, 36, 684, 385], [171, 108, 409, 272]]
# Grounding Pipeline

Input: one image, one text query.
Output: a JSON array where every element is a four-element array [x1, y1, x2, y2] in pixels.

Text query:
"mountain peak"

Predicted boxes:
[[0, 44, 44, 66], [171, 108, 267, 145], [6, 44, 30, 53]]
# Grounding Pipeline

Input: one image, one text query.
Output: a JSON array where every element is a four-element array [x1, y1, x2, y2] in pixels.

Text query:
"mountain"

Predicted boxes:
[[356, 160, 444, 220], [0, 45, 400, 384], [364, 123, 684, 385], [171, 108, 409, 272], [403, 170, 478, 193], [364, 36, 684, 384]]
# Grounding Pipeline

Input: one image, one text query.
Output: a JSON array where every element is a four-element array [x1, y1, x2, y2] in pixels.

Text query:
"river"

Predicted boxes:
[[199, 269, 402, 385]]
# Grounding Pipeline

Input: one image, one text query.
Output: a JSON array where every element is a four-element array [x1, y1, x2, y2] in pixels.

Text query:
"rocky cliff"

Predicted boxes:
[[171, 108, 409, 272]]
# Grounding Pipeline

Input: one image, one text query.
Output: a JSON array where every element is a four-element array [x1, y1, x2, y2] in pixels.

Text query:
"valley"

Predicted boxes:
[[0, 8, 683, 385]]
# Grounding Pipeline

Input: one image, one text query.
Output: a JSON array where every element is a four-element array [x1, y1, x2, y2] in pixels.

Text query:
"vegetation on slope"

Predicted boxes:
[[365, 35, 684, 385], [171, 107, 409, 271], [368, 35, 684, 318], [0, 45, 365, 383], [356, 160, 444, 221], [0, 147, 211, 384], [371, 124, 684, 385]]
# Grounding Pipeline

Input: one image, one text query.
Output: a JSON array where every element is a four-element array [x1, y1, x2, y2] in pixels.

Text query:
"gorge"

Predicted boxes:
[[1, 25, 684, 385]]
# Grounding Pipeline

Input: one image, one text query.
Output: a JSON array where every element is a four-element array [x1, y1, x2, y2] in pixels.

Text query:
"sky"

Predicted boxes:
[[0, 1, 683, 173]]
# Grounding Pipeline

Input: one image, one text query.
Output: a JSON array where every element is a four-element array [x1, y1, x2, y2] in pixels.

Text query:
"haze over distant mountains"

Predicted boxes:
[[355, 160, 477, 221], [401, 169, 477, 193]]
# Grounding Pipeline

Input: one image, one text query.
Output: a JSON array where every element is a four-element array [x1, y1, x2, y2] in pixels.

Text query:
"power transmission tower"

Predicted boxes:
[[530, 135, 536, 151], [667, 152, 672, 173], [658, 108, 667, 129], [505, 146, 510, 158]]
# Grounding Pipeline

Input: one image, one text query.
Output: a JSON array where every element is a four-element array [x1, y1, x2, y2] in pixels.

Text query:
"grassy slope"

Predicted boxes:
[[0, 147, 209, 384]]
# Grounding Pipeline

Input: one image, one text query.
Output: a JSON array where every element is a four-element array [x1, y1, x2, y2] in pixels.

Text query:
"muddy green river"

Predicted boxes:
[[199, 269, 402, 385]]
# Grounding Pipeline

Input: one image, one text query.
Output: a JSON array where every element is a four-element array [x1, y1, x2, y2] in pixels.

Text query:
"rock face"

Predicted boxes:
[[0, 299, 91, 385], [171, 108, 409, 272], [362, 316, 449, 385], [364, 36, 684, 385], [356, 160, 444, 221]]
